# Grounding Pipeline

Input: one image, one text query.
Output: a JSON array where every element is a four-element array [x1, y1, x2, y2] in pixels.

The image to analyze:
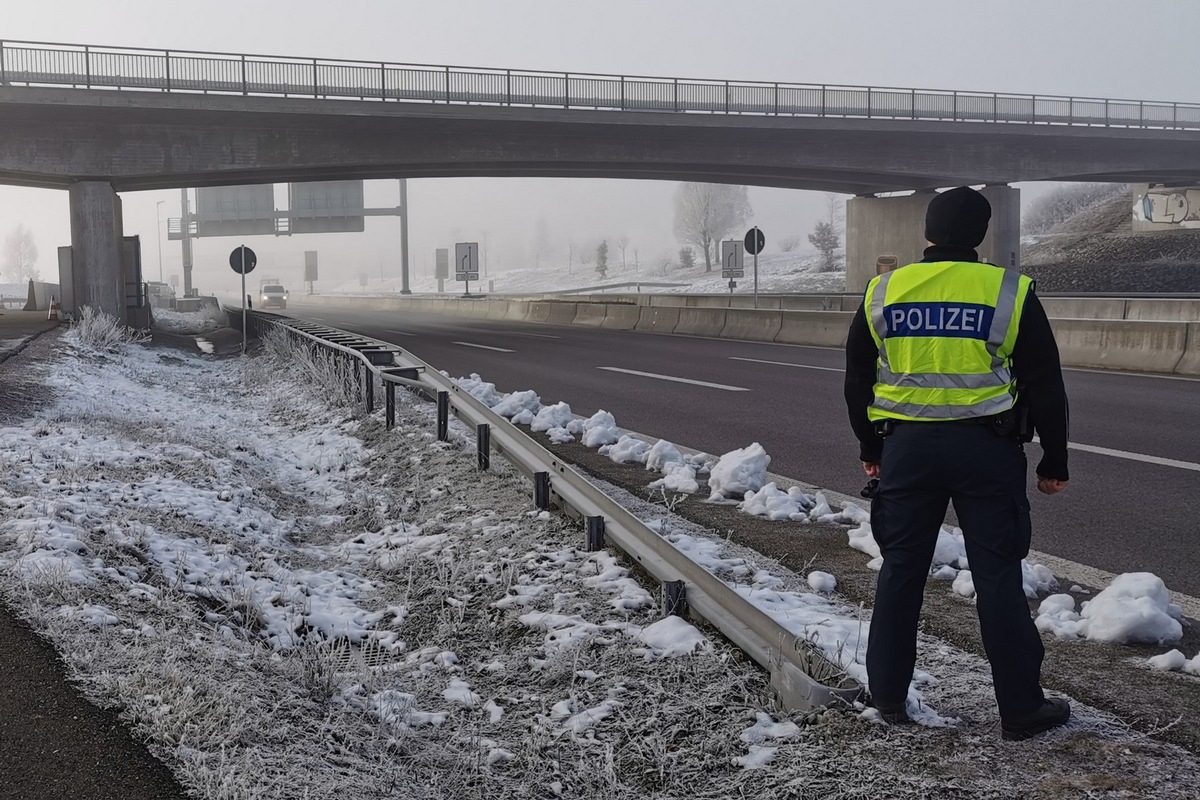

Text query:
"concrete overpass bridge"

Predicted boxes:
[[2, 40, 1199, 318]]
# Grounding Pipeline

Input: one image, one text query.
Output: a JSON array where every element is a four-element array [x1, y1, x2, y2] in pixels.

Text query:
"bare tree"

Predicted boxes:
[[672, 183, 752, 271], [596, 240, 609, 278], [778, 234, 803, 252], [615, 235, 630, 270], [531, 216, 552, 269], [3, 224, 39, 283]]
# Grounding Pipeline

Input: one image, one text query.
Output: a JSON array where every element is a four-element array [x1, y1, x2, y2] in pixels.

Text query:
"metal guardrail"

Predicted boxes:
[[2, 39, 1198, 130], [243, 309, 862, 712]]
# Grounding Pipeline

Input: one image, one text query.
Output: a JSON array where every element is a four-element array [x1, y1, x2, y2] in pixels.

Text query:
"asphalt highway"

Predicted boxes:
[[290, 302, 1200, 597]]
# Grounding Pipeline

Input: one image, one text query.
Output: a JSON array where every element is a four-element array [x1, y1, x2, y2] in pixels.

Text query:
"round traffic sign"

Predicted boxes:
[[744, 227, 766, 255], [230, 245, 258, 274]]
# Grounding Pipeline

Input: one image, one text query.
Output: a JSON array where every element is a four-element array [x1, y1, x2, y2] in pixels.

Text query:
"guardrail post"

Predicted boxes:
[[820, 85, 826, 116], [241, 55, 247, 95], [564, 72, 569, 108], [165, 49, 171, 91], [725, 80, 729, 114], [364, 368, 375, 413], [84, 45, 91, 88], [1105, 98, 1109, 126], [586, 516, 605, 551], [506, 69, 511, 105], [445, 65, 450, 103], [380, 62, 385, 99], [0, 41, 6, 85], [663, 580, 688, 618], [351, 359, 362, 404], [952, 91, 957, 121], [385, 380, 396, 429], [1140, 99, 1144, 127], [620, 75, 625, 110], [911, 88, 916, 119], [312, 58, 318, 97], [866, 86, 871, 117], [534, 471, 551, 510], [436, 391, 449, 441], [673, 78, 678, 112], [1174, 102, 1178, 129], [476, 423, 491, 470]]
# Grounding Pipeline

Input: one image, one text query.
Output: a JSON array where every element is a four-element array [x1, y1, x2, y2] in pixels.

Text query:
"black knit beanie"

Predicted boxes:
[[924, 187, 991, 248]]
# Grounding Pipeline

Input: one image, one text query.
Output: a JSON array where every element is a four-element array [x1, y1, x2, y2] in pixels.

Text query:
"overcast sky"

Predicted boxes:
[[3, 0, 1198, 291]]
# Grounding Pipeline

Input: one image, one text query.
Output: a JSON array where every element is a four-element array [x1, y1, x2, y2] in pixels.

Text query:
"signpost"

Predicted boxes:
[[744, 227, 766, 308], [720, 240, 745, 296], [435, 248, 449, 293], [229, 245, 257, 354], [455, 242, 480, 296], [304, 250, 318, 294]]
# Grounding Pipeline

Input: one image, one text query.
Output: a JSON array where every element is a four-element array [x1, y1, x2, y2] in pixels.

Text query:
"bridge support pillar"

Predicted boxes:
[[846, 185, 1020, 293], [68, 181, 125, 322]]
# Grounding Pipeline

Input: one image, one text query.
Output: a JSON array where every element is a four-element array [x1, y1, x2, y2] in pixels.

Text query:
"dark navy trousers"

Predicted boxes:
[[867, 422, 1046, 720]]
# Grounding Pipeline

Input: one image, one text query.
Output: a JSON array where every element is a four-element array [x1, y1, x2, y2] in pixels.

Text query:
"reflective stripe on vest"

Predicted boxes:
[[864, 262, 1030, 422]]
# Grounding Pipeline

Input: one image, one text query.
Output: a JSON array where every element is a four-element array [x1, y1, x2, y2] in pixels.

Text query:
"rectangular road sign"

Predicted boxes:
[[455, 242, 480, 281], [721, 239, 745, 278]]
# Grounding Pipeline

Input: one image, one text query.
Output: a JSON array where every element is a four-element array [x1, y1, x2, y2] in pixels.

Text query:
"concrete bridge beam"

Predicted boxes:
[[68, 181, 125, 322], [845, 185, 1020, 293]]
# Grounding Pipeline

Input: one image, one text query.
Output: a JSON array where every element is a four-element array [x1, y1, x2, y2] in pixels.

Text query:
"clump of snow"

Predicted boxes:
[[491, 389, 541, 419], [153, 306, 226, 335], [580, 410, 620, 448], [740, 482, 813, 521], [1035, 573, 1184, 645], [646, 463, 699, 494], [546, 426, 575, 444], [634, 615, 709, 659], [706, 443, 770, 501], [600, 435, 651, 465], [530, 401, 573, 432], [454, 373, 504, 406], [645, 439, 686, 472], [807, 571, 837, 593], [1147, 649, 1200, 675]]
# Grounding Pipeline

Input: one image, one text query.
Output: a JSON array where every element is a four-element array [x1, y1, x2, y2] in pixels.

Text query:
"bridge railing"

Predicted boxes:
[[2, 39, 1198, 130]]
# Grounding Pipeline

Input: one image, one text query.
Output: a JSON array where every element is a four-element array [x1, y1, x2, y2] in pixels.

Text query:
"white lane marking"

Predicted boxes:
[[730, 356, 844, 373], [1065, 366, 1200, 383], [505, 331, 561, 339], [1056, 440, 1200, 473], [452, 341, 515, 353], [385, 329, 416, 337], [597, 367, 749, 392]]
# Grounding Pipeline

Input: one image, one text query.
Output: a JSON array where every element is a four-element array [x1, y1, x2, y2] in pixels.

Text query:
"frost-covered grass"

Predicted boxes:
[[2, 338, 1200, 797], [68, 306, 150, 353]]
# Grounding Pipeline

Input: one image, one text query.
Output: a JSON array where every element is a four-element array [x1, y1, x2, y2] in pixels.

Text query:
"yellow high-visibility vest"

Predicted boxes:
[[863, 261, 1032, 422]]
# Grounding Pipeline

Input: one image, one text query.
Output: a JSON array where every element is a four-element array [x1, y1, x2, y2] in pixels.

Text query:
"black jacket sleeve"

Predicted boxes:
[[1011, 292, 1070, 481], [844, 302, 885, 463]]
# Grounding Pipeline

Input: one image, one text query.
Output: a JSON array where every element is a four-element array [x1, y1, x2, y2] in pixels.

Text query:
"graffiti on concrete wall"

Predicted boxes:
[[1134, 187, 1200, 228]]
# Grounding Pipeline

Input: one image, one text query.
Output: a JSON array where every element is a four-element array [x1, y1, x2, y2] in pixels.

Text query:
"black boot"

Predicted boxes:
[[872, 699, 913, 726], [1001, 697, 1070, 741]]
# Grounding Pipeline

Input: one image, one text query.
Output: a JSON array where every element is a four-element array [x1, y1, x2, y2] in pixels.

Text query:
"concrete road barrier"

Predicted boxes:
[[547, 303, 580, 325], [781, 296, 844, 312], [1124, 299, 1200, 322], [721, 309, 783, 342], [1050, 318, 1188, 373], [504, 302, 531, 322], [573, 304, 608, 326], [1040, 298, 1128, 320], [775, 310, 855, 347], [728, 296, 782, 309], [486, 300, 511, 320], [600, 304, 640, 330], [526, 302, 554, 323], [673, 307, 729, 337], [634, 305, 681, 334], [1176, 323, 1200, 375]]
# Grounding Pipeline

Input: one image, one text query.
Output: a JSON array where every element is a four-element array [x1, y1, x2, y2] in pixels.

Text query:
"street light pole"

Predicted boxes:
[[155, 200, 165, 283]]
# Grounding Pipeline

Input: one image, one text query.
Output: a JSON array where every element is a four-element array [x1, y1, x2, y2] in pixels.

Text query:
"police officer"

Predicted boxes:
[[844, 186, 1071, 740]]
